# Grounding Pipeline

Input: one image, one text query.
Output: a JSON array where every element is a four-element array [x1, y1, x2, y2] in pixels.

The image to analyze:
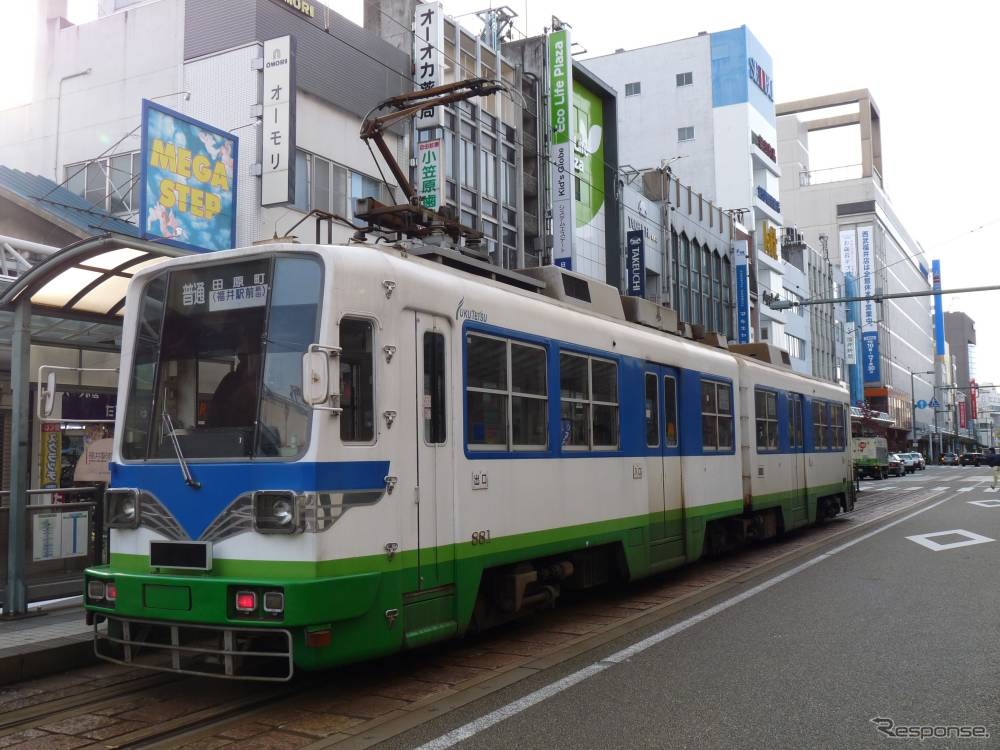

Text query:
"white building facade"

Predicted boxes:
[[0, 0, 413, 250], [586, 25, 784, 345]]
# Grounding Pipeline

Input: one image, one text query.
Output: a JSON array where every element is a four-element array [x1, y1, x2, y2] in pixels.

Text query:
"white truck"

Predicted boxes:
[[852, 436, 889, 480]]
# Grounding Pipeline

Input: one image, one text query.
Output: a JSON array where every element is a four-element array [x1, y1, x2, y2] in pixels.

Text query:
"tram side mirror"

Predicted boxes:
[[40, 370, 57, 418], [302, 350, 330, 406]]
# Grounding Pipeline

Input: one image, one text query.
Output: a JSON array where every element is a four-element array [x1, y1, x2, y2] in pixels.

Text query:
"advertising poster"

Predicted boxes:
[[139, 100, 238, 252], [858, 225, 880, 382], [548, 28, 574, 269]]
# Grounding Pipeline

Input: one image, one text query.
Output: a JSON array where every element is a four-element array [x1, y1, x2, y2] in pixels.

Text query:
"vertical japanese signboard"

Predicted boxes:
[[417, 138, 443, 210], [262, 36, 296, 206], [734, 240, 750, 343], [548, 28, 574, 269], [413, 2, 445, 129], [626, 230, 645, 297], [139, 100, 238, 252], [844, 322, 857, 365], [39, 422, 61, 489], [858, 225, 879, 382], [839, 228, 857, 276]]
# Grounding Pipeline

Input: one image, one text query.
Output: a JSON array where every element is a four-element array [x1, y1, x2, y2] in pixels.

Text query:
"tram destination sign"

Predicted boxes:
[[169, 260, 270, 314]]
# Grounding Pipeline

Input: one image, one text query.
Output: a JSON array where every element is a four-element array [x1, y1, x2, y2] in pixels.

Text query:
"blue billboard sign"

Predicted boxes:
[[139, 100, 238, 252], [626, 230, 645, 297], [862, 330, 881, 382], [734, 240, 750, 343]]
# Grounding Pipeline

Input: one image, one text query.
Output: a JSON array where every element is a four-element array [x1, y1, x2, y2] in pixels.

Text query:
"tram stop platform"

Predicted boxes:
[[0, 598, 98, 686]]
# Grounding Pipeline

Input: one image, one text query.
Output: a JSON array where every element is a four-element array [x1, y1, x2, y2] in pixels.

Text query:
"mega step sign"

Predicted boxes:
[[139, 100, 238, 252]]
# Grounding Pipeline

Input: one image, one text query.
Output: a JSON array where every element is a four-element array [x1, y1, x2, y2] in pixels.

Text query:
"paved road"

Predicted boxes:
[[390, 467, 1000, 750]]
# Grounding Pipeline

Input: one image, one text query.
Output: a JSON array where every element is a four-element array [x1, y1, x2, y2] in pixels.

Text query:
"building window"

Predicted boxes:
[[678, 126, 695, 142], [701, 380, 733, 451], [785, 333, 805, 360], [689, 241, 701, 325], [295, 150, 387, 219], [340, 318, 375, 443], [676, 72, 693, 87], [560, 352, 619, 450], [755, 389, 778, 450], [625, 81, 641, 96], [65, 152, 141, 215], [677, 234, 690, 322], [722, 256, 733, 339]]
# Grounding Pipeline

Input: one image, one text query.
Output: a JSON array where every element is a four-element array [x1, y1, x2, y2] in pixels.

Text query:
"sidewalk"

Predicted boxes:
[[0, 599, 98, 686]]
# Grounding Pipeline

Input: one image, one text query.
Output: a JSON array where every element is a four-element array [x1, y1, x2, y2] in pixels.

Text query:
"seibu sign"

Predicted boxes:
[[747, 57, 773, 101]]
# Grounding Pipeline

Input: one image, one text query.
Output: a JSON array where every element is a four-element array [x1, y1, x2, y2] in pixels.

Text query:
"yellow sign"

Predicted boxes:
[[762, 222, 779, 260], [279, 0, 316, 18]]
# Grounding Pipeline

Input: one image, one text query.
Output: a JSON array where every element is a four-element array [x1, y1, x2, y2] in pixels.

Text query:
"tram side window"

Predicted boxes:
[[466, 334, 547, 450], [559, 353, 619, 450], [755, 389, 778, 450], [664, 376, 678, 447], [812, 401, 828, 450], [830, 403, 845, 450], [467, 334, 509, 448], [645, 373, 659, 447], [701, 380, 733, 451], [340, 318, 375, 443], [789, 397, 804, 449], [510, 342, 547, 449], [423, 332, 446, 444]]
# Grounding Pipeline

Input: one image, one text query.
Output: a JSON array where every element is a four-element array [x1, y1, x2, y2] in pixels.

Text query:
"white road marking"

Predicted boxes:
[[867, 486, 897, 492], [961, 477, 988, 482], [968, 499, 1000, 508], [931, 487, 951, 492], [416, 492, 955, 750], [906, 529, 995, 551], [957, 487, 975, 493]]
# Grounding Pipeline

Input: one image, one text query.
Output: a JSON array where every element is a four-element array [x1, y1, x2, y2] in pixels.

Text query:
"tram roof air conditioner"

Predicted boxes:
[[516, 266, 625, 320]]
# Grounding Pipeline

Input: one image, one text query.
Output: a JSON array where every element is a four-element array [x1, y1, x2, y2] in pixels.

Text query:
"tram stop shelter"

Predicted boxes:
[[1, 232, 190, 615]]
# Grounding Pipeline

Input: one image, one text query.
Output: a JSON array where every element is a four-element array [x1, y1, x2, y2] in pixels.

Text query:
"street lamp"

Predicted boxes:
[[910, 369, 935, 460]]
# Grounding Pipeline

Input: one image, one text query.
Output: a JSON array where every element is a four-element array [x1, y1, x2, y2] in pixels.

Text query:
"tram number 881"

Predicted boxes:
[[471, 530, 492, 545]]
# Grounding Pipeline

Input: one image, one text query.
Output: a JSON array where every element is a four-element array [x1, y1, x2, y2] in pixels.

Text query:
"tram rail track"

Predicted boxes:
[[0, 482, 949, 749]]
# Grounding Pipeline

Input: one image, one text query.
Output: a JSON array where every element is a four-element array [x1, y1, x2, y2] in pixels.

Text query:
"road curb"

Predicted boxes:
[[0, 635, 96, 687]]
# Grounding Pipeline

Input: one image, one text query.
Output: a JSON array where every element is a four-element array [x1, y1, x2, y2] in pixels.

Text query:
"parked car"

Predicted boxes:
[[910, 452, 926, 470], [899, 453, 918, 473], [887, 453, 906, 477], [940, 452, 959, 466], [960, 451, 984, 466]]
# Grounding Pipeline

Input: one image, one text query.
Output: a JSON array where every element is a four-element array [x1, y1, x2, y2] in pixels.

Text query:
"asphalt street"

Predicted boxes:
[[388, 466, 1000, 750]]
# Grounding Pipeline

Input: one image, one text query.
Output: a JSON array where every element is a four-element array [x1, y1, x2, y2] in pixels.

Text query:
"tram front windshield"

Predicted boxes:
[[121, 255, 322, 461]]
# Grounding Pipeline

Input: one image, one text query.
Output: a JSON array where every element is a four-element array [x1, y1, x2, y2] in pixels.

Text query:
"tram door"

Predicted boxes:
[[414, 314, 455, 591], [645, 365, 685, 567], [788, 394, 808, 525]]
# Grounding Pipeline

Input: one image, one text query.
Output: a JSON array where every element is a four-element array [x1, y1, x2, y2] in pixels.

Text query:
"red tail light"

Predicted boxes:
[[235, 591, 257, 612], [306, 628, 331, 648], [104, 582, 117, 601]]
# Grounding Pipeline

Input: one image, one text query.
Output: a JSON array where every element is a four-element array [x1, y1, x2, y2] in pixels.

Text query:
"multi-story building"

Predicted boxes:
[[586, 26, 783, 344], [778, 90, 934, 449], [944, 311, 978, 442], [0, 0, 425, 249]]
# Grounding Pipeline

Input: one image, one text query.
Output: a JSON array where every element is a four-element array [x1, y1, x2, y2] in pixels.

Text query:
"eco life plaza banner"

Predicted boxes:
[[548, 28, 574, 270], [139, 100, 238, 252]]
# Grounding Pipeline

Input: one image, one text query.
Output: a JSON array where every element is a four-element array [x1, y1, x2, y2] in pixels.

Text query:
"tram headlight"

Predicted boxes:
[[106, 489, 140, 529], [252, 491, 301, 534]]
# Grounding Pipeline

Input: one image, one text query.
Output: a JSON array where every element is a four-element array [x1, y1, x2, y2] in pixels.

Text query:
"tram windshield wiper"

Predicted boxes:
[[162, 411, 201, 489]]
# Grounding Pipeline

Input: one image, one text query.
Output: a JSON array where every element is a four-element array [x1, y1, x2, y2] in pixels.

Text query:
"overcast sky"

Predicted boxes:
[[4, 0, 999, 386]]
